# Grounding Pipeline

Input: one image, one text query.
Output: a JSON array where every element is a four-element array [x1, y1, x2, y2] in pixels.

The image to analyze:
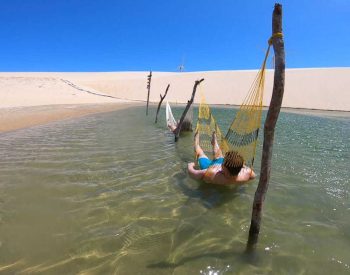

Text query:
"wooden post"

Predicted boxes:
[[146, 71, 152, 115], [155, 84, 170, 123], [246, 3, 285, 251], [174, 78, 204, 141]]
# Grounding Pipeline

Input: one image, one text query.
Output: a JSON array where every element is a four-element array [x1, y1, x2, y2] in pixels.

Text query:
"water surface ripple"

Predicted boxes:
[[0, 106, 349, 274]]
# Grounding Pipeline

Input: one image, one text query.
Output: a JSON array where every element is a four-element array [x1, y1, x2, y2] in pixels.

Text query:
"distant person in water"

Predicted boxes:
[[187, 131, 256, 185], [167, 122, 177, 133], [167, 119, 192, 133]]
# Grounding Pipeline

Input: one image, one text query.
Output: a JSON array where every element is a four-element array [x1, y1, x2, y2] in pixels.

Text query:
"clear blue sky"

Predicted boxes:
[[0, 0, 349, 72]]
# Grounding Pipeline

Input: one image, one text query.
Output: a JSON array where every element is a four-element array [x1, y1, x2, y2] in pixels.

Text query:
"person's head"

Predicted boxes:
[[222, 151, 244, 177]]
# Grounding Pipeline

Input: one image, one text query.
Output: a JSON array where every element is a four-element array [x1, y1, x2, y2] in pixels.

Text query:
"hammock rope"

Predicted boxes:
[[195, 35, 278, 169], [166, 101, 177, 129], [182, 102, 194, 131]]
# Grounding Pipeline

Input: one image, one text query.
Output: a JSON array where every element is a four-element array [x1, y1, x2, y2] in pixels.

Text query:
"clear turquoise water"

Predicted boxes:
[[0, 106, 349, 274]]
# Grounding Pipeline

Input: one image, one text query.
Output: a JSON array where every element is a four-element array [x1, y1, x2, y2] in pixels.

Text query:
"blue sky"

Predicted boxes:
[[0, 0, 349, 72]]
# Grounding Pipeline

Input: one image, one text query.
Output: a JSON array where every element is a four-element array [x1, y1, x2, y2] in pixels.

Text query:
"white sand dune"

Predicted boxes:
[[0, 75, 127, 108], [0, 68, 348, 132], [66, 68, 349, 111], [0, 75, 133, 132]]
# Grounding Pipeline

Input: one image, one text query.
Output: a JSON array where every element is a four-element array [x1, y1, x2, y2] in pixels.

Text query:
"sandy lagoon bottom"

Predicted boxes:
[[0, 106, 349, 274]]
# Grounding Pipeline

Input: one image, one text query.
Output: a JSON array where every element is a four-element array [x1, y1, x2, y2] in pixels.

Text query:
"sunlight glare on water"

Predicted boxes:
[[0, 106, 349, 274]]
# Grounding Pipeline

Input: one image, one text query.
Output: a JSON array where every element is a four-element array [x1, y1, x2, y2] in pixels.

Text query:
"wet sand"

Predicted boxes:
[[0, 103, 140, 133]]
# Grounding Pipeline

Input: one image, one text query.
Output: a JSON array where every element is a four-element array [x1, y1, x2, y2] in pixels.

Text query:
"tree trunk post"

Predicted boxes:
[[146, 71, 152, 115], [174, 78, 204, 142], [246, 3, 285, 251], [155, 84, 170, 123]]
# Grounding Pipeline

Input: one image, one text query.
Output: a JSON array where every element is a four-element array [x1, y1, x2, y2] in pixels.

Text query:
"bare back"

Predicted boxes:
[[201, 165, 255, 185]]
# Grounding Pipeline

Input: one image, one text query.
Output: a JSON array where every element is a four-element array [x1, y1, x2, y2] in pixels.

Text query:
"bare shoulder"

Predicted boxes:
[[236, 166, 255, 182]]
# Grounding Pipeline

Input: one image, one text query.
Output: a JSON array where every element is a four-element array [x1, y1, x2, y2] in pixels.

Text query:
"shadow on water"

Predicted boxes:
[[139, 121, 251, 272], [1, 105, 349, 274], [173, 170, 242, 209], [147, 247, 263, 269], [170, 127, 243, 209], [151, 121, 252, 270]]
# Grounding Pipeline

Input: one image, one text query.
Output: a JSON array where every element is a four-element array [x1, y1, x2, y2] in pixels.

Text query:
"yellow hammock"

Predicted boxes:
[[195, 35, 279, 169]]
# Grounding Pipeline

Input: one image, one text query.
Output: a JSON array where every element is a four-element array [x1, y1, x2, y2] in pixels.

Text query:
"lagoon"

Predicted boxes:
[[0, 106, 349, 274]]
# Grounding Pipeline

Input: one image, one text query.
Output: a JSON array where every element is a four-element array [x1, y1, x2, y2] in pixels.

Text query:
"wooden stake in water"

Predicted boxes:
[[146, 71, 152, 115], [174, 78, 204, 142], [247, 3, 285, 251], [155, 84, 170, 123]]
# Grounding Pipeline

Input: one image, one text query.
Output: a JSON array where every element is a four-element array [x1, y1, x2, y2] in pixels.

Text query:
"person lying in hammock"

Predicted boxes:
[[167, 120, 193, 133], [167, 122, 177, 133], [187, 131, 256, 185]]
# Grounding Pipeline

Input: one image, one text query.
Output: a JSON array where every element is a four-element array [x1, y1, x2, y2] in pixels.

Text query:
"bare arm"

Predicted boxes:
[[187, 162, 206, 180], [168, 124, 177, 133], [236, 166, 256, 182]]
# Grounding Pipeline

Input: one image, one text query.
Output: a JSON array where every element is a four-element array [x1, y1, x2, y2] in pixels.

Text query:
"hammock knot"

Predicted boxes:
[[268, 32, 283, 45]]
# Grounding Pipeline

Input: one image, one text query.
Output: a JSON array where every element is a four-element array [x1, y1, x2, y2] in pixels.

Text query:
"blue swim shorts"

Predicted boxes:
[[198, 157, 224, 170]]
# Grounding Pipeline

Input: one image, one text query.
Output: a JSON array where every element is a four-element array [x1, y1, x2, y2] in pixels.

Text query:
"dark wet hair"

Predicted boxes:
[[223, 151, 244, 176]]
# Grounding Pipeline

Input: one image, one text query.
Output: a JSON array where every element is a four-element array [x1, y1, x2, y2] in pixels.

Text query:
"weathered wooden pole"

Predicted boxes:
[[174, 78, 204, 142], [146, 71, 152, 115], [155, 84, 170, 123], [246, 3, 285, 251]]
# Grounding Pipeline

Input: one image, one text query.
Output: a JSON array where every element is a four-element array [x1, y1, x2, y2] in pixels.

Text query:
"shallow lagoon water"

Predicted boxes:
[[0, 106, 349, 274]]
